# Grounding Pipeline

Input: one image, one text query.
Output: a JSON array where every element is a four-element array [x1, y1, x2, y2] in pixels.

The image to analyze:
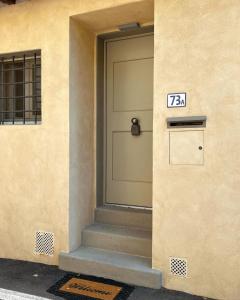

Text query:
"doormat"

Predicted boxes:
[[47, 274, 134, 300]]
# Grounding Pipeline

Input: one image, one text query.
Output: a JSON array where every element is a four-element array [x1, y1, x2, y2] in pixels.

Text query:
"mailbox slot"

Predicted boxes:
[[167, 116, 207, 128]]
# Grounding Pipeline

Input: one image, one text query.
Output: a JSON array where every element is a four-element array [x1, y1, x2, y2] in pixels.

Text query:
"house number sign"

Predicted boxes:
[[167, 93, 186, 108]]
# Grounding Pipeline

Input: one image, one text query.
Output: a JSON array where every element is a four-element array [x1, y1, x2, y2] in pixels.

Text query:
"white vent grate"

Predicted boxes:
[[170, 257, 188, 277], [35, 231, 54, 256]]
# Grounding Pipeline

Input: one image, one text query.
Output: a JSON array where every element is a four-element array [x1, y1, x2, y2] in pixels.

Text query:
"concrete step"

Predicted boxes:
[[59, 247, 162, 289], [82, 223, 152, 257], [95, 206, 152, 230]]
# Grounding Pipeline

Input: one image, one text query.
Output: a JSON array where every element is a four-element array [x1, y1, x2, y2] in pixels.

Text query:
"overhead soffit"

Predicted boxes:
[[72, 0, 154, 33]]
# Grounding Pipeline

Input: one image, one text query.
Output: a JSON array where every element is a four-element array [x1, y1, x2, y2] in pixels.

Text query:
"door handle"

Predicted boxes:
[[131, 118, 141, 136]]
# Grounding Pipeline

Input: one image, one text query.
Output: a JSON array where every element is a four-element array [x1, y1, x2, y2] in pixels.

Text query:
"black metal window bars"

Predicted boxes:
[[0, 50, 41, 125]]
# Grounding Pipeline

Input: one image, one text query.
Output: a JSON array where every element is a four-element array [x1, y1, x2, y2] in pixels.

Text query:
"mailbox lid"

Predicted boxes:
[[169, 130, 204, 165]]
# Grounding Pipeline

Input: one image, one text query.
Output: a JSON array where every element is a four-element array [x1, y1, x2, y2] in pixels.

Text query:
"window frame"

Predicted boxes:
[[0, 50, 41, 125]]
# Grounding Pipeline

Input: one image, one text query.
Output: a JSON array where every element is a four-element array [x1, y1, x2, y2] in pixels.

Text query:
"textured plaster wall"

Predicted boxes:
[[153, 1, 240, 300], [0, 0, 150, 264], [0, 0, 70, 265], [0, 0, 239, 299], [69, 19, 95, 251]]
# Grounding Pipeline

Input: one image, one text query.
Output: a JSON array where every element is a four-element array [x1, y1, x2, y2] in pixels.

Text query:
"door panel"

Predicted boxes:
[[113, 58, 153, 112], [106, 34, 153, 207], [112, 132, 152, 182]]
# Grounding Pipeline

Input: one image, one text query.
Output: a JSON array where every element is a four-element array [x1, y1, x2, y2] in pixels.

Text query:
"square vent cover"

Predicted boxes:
[[35, 231, 54, 256], [170, 257, 188, 277]]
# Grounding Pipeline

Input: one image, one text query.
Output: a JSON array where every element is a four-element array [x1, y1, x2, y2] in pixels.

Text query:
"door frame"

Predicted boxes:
[[96, 26, 154, 209]]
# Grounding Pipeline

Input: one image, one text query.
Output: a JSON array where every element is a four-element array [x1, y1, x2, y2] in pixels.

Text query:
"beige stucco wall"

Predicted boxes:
[[69, 19, 95, 251], [0, 0, 71, 265], [0, 0, 239, 299], [0, 0, 151, 264], [153, 1, 240, 300]]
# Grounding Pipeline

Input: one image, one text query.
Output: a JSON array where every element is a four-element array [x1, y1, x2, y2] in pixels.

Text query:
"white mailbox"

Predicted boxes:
[[167, 116, 206, 165]]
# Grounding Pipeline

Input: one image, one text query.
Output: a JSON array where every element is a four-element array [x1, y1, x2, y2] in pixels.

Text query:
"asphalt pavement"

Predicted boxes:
[[0, 259, 214, 300]]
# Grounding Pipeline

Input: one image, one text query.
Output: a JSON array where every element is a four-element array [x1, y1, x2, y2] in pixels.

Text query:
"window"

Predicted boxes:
[[0, 50, 41, 124]]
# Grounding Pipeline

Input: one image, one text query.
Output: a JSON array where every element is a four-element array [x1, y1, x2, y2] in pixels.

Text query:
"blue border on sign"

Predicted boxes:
[[167, 92, 187, 108]]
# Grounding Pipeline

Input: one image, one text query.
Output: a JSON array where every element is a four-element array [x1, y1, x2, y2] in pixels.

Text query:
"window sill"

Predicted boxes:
[[0, 121, 42, 125]]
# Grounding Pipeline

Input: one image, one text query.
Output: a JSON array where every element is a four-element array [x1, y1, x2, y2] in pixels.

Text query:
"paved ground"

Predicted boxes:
[[0, 259, 213, 300]]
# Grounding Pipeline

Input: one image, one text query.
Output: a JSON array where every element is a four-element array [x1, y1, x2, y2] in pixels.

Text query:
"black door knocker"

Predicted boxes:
[[131, 118, 141, 136]]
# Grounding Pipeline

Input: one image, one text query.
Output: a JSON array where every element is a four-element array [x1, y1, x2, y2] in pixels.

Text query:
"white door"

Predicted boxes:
[[105, 34, 153, 207]]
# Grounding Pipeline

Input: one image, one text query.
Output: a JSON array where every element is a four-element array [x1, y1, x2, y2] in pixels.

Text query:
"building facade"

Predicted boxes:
[[0, 0, 239, 299]]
